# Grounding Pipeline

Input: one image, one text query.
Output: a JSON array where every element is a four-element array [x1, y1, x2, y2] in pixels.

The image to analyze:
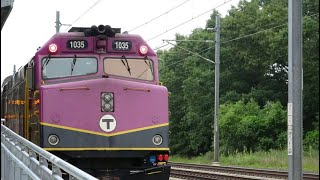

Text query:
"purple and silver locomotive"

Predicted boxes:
[[1, 25, 170, 179]]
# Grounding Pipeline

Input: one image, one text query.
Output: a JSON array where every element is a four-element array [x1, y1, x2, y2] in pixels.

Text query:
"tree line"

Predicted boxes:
[[158, 0, 319, 156]]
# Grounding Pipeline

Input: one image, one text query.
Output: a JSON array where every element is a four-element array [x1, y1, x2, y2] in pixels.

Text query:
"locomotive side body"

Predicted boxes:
[[1, 26, 170, 179]]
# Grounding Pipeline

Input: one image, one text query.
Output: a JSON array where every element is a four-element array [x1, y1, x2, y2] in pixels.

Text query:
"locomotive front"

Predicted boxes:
[[32, 25, 170, 179]]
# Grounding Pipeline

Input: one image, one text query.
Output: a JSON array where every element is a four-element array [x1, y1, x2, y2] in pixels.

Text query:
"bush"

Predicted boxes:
[[304, 130, 319, 150], [220, 100, 287, 154]]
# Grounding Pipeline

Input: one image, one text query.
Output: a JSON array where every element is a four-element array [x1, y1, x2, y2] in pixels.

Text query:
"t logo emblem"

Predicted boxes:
[[99, 115, 116, 132], [102, 119, 114, 129]]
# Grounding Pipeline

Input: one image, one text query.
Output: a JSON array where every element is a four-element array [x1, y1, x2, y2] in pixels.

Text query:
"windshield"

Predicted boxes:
[[104, 57, 154, 81], [42, 57, 97, 79]]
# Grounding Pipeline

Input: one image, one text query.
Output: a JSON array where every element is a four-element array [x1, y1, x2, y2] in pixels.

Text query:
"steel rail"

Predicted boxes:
[[169, 162, 319, 180]]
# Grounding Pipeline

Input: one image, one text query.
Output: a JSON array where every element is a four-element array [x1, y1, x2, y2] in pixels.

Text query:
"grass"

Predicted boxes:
[[170, 149, 319, 173]]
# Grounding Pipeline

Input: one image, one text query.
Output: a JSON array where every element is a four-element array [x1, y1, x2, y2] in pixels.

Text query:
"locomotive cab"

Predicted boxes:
[[34, 25, 170, 179], [1, 25, 171, 180]]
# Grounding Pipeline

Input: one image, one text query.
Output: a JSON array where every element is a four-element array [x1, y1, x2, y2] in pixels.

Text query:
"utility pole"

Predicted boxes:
[[12, 65, 16, 85], [13, 65, 16, 75], [55, 11, 71, 33], [288, 0, 303, 179], [213, 15, 220, 164], [55, 11, 61, 33]]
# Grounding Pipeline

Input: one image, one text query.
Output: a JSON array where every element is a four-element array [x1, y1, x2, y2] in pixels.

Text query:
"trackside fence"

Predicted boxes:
[[1, 122, 98, 180]]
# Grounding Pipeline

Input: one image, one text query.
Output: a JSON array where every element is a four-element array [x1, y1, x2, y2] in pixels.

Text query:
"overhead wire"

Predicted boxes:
[[160, 43, 214, 69], [161, 22, 285, 68], [154, 43, 172, 51], [146, 0, 233, 42], [160, 12, 319, 69], [65, 0, 104, 31], [165, 41, 214, 63], [128, 0, 192, 33], [221, 12, 319, 44], [221, 24, 287, 44], [162, 22, 284, 68], [163, 39, 215, 43]]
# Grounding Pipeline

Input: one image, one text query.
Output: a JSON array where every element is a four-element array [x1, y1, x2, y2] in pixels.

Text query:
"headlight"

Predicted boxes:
[[48, 134, 59, 145], [104, 103, 113, 111], [104, 94, 112, 102], [101, 92, 114, 112], [152, 135, 163, 146]]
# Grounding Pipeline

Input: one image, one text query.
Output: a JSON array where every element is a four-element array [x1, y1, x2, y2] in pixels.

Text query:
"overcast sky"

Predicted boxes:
[[1, 0, 240, 84]]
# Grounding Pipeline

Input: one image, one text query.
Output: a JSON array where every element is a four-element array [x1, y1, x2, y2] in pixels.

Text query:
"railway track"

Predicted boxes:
[[169, 162, 319, 180]]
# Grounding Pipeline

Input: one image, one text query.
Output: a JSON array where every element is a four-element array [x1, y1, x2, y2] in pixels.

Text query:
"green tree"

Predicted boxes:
[[219, 100, 287, 154], [158, 0, 319, 156]]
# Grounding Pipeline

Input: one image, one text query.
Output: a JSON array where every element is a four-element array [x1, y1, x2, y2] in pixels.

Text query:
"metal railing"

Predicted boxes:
[[1, 120, 98, 180]]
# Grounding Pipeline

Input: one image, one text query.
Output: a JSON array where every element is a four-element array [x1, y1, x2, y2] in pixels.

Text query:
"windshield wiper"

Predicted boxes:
[[137, 56, 153, 79], [144, 56, 153, 74], [42, 55, 51, 70], [121, 55, 131, 75], [71, 55, 77, 75]]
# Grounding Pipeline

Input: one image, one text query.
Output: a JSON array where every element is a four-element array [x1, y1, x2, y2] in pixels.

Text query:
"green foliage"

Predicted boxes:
[[302, 8, 319, 131], [159, 0, 319, 156], [304, 130, 319, 150], [258, 101, 287, 150], [219, 100, 286, 153], [170, 149, 319, 172]]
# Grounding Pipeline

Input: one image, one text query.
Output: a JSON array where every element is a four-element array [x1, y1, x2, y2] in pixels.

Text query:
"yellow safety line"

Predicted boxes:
[[40, 122, 169, 137], [43, 147, 170, 151]]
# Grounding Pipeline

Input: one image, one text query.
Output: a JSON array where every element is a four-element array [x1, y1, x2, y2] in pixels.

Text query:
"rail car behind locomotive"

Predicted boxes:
[[1, 25, 170, 179]]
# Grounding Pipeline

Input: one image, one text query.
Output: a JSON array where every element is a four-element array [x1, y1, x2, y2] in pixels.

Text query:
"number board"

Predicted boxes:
[[67, 40, 88, 49], [112, 40, 132, 51]]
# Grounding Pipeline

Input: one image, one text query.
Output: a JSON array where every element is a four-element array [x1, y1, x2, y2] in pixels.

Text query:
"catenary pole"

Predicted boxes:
[[288, 0, 303, 179], [55, 11, 61, 33], [213, 15, 220, 164]]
